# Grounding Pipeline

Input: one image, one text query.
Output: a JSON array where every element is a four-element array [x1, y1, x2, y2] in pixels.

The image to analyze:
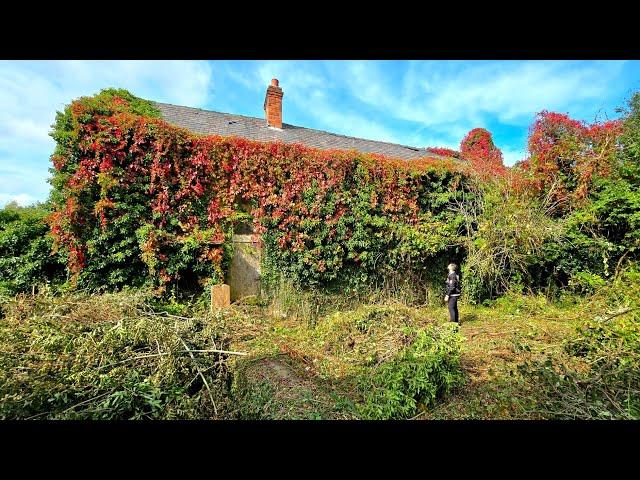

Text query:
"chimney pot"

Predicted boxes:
[[271, 78, 279, 86]]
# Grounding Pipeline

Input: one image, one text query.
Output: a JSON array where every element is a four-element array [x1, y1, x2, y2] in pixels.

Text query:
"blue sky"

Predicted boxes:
[[1, 60, 639, 206]]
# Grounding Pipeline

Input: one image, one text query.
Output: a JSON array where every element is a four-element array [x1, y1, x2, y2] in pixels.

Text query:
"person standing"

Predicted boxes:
[[444, 263, 461, 323]]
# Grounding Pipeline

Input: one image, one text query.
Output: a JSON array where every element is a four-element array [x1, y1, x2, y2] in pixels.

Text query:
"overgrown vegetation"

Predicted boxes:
[[45, 88, 472, 297], [0, 289, 232, 419], [0, 201, 66, 296], [1, 87, 639, 420], [227, 302, 465, 420], [517, 267, 640, 419], [356, 324, 464, 419]]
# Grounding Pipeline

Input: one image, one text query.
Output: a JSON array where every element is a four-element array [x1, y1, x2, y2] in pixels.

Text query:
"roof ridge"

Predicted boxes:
[[151, 101, 437, 157], [152, 101, 264, 124]]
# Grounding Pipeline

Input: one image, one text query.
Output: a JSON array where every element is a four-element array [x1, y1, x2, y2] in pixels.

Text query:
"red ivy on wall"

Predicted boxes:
[[425, 147, 460, 159], [460, 128, 506, 179], [47, 92, 628, 291], [48, 94, 468, 289]]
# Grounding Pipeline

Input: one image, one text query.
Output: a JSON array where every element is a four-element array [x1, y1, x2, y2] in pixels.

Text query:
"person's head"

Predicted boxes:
[[447, 263, 457, 273]]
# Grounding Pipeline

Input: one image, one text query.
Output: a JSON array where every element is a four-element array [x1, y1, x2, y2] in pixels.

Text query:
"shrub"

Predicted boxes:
[[569, 271, 607, 295], [357, 323, 464, 419], [517, 266, 640, 419], [460, 128, 506, 179], [457, 182, 563, 302], [0, 202, 66, 295], [523, 96, 640, 289]]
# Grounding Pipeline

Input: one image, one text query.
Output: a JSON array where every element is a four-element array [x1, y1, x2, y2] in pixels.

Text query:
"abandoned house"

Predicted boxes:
[[153, 78, 442, 302]]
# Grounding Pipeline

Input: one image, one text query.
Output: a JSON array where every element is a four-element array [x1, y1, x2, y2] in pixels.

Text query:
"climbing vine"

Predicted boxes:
[[48, 89, 472, 293], [460, 128, 506, 179], [46, 89, 633, 300], [525, 111, 623, 212]]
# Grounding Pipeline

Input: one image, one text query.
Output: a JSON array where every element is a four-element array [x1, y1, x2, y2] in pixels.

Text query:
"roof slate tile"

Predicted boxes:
[[153, 102, 439, 161]]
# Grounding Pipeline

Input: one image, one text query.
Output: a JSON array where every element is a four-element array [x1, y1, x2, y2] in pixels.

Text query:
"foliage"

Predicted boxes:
[[526, 111, 623, 212], [0, 202, 66, 295], [426, 147, 460, 159], [460, 128, 506, 179], [456, 181, 563, 302], [48, 89, 471, 294], [523, 98, 640, 290], [0, 289, 231, 419], [231, 355, 352, 420], [7, 82, 640, 422], [44, 88, 640, 304], [568, 271, 607, 295], [357, 323, 464, 419], [517, 266, 640, 419], [225, 300, 465, 419]]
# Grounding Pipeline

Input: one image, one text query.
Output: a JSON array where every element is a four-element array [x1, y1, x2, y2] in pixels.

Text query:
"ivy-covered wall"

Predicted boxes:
[[47, 89, 473, 296]]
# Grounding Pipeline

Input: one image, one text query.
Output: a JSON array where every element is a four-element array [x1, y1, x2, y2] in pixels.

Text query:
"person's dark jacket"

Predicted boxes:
[[446, 272, 461, 296]]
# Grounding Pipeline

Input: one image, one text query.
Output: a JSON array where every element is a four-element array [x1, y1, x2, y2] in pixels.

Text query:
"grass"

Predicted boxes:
[[223, 292, 592, 420], [421, 298, 585, 419], [221, 301, 466, 419]]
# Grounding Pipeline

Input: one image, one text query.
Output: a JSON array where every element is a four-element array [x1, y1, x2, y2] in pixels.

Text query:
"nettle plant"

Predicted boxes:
[[47, 89, 472, 294]]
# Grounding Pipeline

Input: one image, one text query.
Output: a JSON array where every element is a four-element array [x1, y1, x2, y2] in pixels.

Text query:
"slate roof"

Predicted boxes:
[[153, 102, 437, 161]]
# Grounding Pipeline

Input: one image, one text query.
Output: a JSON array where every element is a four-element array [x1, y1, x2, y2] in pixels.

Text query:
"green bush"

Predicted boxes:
[[458, 182, 563, 302], [357, 323, 464, 419], [259, 166, 467, 298], [517, 266, 640, 419], [527, 93, 640, 292], [569, 271, 607, 295], [0, 202, 66, 295]]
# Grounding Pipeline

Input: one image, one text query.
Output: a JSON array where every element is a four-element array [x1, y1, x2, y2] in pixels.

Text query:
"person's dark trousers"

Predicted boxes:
[[448, 295, 459, 323]]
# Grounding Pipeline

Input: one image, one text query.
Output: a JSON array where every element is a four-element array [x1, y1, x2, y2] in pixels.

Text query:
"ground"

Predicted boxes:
[[225, 294, 585, 420], [1, 288, 611, 420]]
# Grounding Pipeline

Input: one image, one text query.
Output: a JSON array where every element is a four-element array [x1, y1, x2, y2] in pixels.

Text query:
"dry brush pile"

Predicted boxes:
[[0, 289, 237, 419]]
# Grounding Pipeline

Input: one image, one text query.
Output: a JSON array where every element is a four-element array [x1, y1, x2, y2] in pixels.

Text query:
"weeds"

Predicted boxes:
[[227, 301, 465, 419], [515, 266, 640, 419], [1, 265, 637, 420]]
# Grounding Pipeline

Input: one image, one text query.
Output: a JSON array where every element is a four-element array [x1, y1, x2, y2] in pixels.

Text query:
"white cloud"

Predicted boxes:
[[42, 60, 214, 107], [0, 162, 52, 203], [323, 60, 630, 156], [253, 61, 401, 143], [0, 192, 37, 207], [501, 147, 527, 167], [256, 61, 327, 92], [239, 60, 631, 152], [347, 60, 626, 126]]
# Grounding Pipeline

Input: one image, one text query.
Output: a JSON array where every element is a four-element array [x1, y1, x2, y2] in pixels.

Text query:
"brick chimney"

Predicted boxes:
[[264, 78, 283, 129]]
